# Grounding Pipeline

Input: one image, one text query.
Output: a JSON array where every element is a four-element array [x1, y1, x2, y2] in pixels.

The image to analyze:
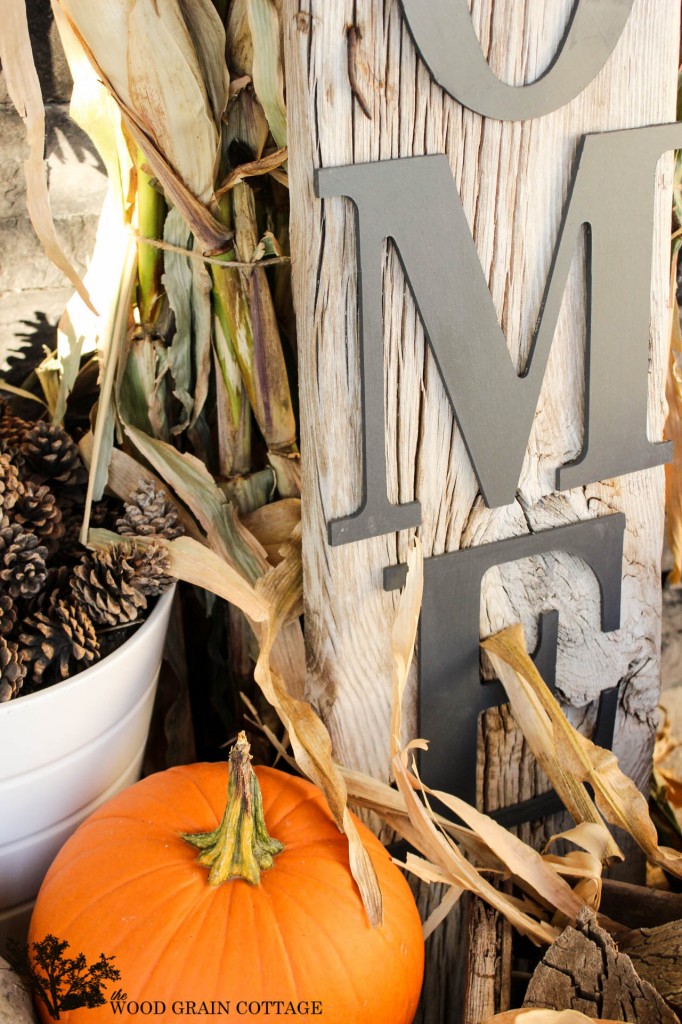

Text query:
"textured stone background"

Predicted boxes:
[[0, 0, 107, 377]]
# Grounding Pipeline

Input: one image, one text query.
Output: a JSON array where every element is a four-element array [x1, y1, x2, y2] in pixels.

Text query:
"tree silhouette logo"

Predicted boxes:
[[6, 934, 121, 1019]]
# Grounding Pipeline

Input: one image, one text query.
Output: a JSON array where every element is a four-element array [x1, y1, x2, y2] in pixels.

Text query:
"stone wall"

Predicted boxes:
[[0, 0, 107, 375]]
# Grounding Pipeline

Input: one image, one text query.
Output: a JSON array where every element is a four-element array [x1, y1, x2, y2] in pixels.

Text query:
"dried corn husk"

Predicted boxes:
[[483, 623, 682, 879]]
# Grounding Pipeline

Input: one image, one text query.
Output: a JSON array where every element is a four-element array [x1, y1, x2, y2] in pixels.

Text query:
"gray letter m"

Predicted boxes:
[[316, 124, 681, 546]]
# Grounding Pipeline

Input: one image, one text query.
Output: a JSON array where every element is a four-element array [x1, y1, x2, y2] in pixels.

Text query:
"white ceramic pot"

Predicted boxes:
[[0, 587, 175, 947]]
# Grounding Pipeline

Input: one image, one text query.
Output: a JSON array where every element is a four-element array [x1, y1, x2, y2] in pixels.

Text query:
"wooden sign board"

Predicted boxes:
[[286, 0, 678, 967]]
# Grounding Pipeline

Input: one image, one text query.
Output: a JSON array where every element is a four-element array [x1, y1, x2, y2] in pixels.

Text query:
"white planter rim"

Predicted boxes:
[[0, 585, 175, 715]]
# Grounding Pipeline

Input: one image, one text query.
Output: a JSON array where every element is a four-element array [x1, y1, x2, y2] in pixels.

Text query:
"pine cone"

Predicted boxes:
[[116, 481, 184, 540], [12, 478, 65, 553], [21, 420, 88, 493], [125, 540, 173, 596], [0, 452, 22, 514], [23, 565, 71, 617], [19, 599, 99, 686], [0, 592, 17, 638], [0, 401, 30, 452], [0, 637, 26, 702], [70, 546, 148, 626], [0, 525, 48, 598]]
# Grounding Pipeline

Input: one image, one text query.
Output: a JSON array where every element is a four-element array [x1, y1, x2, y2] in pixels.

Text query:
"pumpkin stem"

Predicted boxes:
[[181, 732, 284, 886]]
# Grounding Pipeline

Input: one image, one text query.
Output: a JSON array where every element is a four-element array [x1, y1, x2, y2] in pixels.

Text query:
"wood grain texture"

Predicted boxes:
[[284, 0, 679, 1016]]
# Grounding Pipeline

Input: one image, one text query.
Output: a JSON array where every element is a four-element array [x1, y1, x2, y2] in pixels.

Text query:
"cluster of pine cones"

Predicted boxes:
[[0, 401, 184, 702]]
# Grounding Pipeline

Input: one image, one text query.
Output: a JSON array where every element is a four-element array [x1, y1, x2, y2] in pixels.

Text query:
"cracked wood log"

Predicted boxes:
[[284, 0, 679, 1018], [523, 909, 680, 1023], [620, 919, 682, 1017]]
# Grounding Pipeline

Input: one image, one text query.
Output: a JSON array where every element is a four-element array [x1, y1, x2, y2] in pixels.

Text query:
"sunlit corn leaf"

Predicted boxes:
[[53, 189, 131, 425], [80, 234, 138, 538], [47, 6, 133, 424], [54, 0, 230, 252], [1, 0, 93, 310], [53, 1, 132, 211], [483, 623, 682, 879]]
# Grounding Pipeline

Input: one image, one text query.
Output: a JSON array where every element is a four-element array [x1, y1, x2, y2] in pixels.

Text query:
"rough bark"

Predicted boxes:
[[462, 894, 512, 1024], [523, 909, 679, 1023], [620, 919, 682, 1017]]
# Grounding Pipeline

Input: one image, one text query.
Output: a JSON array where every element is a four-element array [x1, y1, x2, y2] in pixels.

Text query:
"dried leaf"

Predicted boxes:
[[482, 625, 622, 861], [241, 498, 301, 565], [484, 624, 682, 879], [215, 147, 289, 199], [247, 0, 287, 149], [421, 886, 463, 941], [666, 239, 682, 584], [390, 539, 423, 759], [0, 381, 48, 409], [127, 0, 221, 203], [226, 0, 253, 78], [161, 208, 197, 433], [391, 745, 557, 945], [252, 526, 385, 927], [1, 0, 93, 311], [177, 0, 230, 128], [190, 251, 213, 428]]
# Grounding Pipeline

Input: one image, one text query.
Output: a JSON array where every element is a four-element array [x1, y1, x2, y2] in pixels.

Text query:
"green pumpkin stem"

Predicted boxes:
[[182, 731, 284, 886]]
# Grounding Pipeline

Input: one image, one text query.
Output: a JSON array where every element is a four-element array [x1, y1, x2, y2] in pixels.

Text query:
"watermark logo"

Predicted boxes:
[[6, 940, 324, 1018], [6, 933, 120, 1020]]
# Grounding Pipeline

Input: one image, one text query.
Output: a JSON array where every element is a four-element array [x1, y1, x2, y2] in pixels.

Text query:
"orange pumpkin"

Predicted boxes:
[[29, 736, 424, 1023]]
